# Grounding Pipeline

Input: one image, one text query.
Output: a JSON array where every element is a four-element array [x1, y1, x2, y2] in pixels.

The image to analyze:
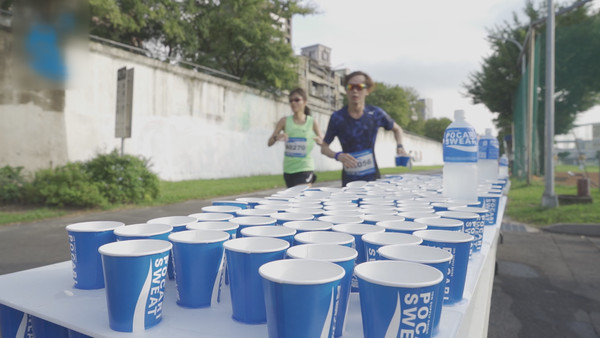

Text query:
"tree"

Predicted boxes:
[[366, 82, 422, 129], [424, 117, 452, 142], [464, 0, 600, 136], [88, 0, 315, 90]]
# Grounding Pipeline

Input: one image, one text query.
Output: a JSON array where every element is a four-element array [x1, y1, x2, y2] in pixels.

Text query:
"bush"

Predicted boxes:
[[83, 150, 159, 204], [0, 165, 26, 204], [32, 163, 108, 208]]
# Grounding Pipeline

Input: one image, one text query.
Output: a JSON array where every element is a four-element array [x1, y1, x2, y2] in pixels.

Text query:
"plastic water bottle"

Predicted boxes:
[[442, 109, 478, 200], [498, 154, 509, 179], [478, 128, 499, 181]]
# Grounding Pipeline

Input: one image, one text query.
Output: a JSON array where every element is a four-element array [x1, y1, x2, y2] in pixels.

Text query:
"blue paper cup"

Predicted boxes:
[[448, 206, 488, 252], [188, 212, 234, 222], [376, 220, 427, 234], [283, 220, 332, 233], [241, 226, 297, 246], [99, 239, 172, 332], [395, 155, 410, 167], [68, 329, 92, 338], [235, 197, 265, 208], [169, 230, 230, 308], [235, 208, 277, 217], [272, 212, 314, 225], [437, 211, 480, 256], [355, 261, 443, 338], [285, 207, 324, 217], [65, 221, 123, 289], [0, 304, 34, 338], [286, 244, 357, 337], [363, 214, 405, 225], [477, 194, 501, 226], [413, 230, 474, 304], [187, 221, 238, 239], [323, 209, 365, 217], [414, 217, 464, 232], [229, 216, 276, 238], [332, 223, 385, 292], [201, 205, 242, 216], [259, 259, 345, 338], [113, 223, 172, 241], [361, 232, 422, 261], [147, 216, 197, 233], [430, 202, 468, 212], [294, 231, 355, 247], [318, 215, 363, 225], [255, 204, 290, 213], [224, 237, 290, 324], [398, 212, 441, 222], [377, 245, 453, 332], [212, 200, 249, 209], [30, 316, 68, 338]]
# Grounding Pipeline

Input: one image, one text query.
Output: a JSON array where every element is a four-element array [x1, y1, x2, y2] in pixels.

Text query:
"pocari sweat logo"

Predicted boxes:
[[443, 127, 478, 162], [478, 139, 499, 160]]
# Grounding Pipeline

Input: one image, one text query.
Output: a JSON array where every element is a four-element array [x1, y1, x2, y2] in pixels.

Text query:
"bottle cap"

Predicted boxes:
[[454, 109, 465, 120]]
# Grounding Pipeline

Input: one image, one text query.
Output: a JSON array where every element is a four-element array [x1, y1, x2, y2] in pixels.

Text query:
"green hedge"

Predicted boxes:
[[1, 151, 159, 208]]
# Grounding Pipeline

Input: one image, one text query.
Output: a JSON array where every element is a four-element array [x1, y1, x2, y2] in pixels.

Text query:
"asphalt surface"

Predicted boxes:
[[0, 180, 599, 337]]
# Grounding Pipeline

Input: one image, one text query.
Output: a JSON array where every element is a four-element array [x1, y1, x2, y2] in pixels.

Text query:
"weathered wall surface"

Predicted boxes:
[[1, 30, 442, 181]]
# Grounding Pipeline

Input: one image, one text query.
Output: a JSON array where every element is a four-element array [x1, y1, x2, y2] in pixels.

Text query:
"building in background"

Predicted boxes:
[[417, 98, 433, 120], [296, 44, 347, 115]]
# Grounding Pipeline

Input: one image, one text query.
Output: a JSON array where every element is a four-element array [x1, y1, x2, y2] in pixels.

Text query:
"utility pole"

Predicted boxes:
[[542, 0, 559, 207]]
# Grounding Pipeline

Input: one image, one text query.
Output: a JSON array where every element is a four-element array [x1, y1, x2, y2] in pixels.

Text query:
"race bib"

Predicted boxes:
[[344, 149, 376, 176], [285, 138, 307, 157]]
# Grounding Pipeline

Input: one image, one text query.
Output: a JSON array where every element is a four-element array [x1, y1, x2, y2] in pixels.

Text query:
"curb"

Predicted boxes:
[[541, 223, 600, 237]]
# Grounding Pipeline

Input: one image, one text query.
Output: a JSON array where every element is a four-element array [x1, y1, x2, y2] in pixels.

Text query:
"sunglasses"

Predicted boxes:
[[289, 98, 302, 103], [346, 83, 368, 91]]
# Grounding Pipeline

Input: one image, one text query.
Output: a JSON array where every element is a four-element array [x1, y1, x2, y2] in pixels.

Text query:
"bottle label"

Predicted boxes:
[[478, 138, 499, 160], [499, 156, 509, 166], [443, 127, 478, 162]]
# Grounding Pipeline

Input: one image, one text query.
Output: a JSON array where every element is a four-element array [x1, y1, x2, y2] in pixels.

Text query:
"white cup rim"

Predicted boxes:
[[413, 230, 474, 243], [187, 221, 238, 232], [378, 244, 453, 263], [114, 223, 173, 237], [376, 220, 427, 231], [354, 261, 443, 288], [168, 230, 230, 243], [414, 217, 463, 227], [332, 223, 385, 235], [147, 216, 197, 228], [259, 259, 345, 285], [188, 212, 234, 221], [294, 231, 355, 245], [364, 215, 405, 223], [241, 225, 296, 238], [99, 239, 172, 257], [272, 212, 315, 221], [361, 232, 422, 246], [201, 205, 242, 213], [286, 244, 358, 262], [223, 237, 289, 253], [235, 209, 276, 217], [229, 216, 276, 226], [448, 206, 489, 214], [318, 215, 364, 224], [282, 220, 332, 231], [437, 211, 479, 220], [66, 221, 124, 232]]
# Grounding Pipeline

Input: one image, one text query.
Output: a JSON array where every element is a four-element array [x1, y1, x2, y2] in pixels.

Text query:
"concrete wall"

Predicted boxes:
[[0, 31, 443, 181]]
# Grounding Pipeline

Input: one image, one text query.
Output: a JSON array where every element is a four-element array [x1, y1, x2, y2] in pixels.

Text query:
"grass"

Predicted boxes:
[[505, 179, 600, 226], [0, 165, 439, 226]]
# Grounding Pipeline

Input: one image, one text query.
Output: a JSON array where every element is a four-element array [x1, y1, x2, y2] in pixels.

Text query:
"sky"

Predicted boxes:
[[291, 0, 600, 136]]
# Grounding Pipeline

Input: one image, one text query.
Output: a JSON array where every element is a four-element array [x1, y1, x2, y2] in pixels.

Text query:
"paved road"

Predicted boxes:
[[1, 180, 599, 337], [489, 224, 600, 338]]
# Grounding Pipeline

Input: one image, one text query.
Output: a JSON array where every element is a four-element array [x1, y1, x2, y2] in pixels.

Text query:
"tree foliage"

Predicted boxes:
[[464, 0, 600, 136], [366, 82, 423, 129], [88, 0, 315, 90], [424, 117, 452, 142]]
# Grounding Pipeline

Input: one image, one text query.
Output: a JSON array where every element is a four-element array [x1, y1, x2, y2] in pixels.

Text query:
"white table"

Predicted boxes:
[[0, 197, 505, 337]]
